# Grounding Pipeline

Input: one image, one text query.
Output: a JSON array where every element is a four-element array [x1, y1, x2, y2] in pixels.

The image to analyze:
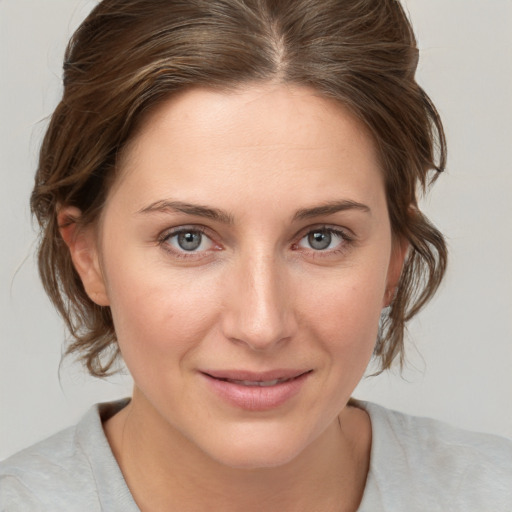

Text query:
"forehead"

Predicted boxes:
[[109, 83, 384, 216], [126, 83, 375, 158]]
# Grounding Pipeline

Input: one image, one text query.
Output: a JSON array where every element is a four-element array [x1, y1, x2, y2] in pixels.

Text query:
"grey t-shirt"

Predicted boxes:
[[1, 399, 511, 511]]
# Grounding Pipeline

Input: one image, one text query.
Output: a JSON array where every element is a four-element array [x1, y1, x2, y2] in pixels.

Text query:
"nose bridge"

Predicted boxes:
[[222, 247, 295, 350]]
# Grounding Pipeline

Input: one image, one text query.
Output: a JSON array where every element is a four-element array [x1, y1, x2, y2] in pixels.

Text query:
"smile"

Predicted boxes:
[[200, 370, 312, 411], [217, 377, 295, 387]]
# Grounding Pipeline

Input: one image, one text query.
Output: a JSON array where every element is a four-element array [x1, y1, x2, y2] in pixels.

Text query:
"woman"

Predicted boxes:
[[1, 0, 511, 510]]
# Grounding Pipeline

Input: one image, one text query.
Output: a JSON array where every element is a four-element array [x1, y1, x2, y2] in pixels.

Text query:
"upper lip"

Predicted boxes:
[[200, 369, 312, 382]]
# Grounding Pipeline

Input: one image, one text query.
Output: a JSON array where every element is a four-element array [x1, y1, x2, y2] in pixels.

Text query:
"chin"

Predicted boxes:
[[195, 421, 318, 470]]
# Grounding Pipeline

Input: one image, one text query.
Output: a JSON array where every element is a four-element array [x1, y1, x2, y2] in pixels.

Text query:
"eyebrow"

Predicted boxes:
[[292, 200, 371, 221], [137, 200, 234, 224], [137, 198, 370, 224]]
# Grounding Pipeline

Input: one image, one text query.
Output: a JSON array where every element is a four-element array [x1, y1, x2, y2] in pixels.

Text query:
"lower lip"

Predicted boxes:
[[201, 372, 310, 412]]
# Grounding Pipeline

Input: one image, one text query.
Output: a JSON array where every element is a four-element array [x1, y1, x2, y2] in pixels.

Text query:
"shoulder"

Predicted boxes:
[[0, 400, 134, 512], [0, 422, 99, 511], [359, 401, 512, 511]]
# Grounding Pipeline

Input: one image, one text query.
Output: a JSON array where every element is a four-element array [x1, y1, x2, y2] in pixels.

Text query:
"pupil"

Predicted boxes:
[[308, 231, 331, 250], [178, 232, 201, 251]]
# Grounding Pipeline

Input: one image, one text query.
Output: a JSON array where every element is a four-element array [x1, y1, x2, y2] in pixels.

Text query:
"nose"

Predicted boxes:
[[221, 251, 297, 352]]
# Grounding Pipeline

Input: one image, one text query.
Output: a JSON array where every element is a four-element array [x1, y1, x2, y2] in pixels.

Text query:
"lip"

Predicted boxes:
[[200, 369, 312, 412]]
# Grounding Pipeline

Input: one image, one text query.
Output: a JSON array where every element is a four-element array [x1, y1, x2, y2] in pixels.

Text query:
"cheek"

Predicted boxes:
[[296, 265, 387, 359], [104, 261, 224, 369]]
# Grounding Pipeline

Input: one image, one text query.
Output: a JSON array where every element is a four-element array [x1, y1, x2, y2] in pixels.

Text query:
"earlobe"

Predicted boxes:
[[57, 206, 110, 307], [384, 237, 409, 308]]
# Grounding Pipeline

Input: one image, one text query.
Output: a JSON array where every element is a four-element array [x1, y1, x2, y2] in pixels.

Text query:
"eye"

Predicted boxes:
[[162, 228, 215, 253], [297, 228, 347, 251]]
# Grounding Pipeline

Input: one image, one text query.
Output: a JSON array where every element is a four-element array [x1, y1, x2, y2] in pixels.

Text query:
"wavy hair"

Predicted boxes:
[[31, 0, 447, 376]]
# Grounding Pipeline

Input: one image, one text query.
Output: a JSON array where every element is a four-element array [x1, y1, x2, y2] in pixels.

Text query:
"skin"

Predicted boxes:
[[60, 83, 406, 511]]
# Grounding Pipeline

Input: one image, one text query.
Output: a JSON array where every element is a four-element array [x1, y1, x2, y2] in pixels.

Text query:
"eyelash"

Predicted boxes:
[[293, 226, 353, 258], [157, 225, 354, 260], [157, 226, 217, 259]]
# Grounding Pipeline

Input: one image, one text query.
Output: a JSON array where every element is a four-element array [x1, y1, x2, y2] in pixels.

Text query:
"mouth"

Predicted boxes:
[[215, 377, 297, 387], [200, 369, 312, 411], [201, 369, 311, 386]]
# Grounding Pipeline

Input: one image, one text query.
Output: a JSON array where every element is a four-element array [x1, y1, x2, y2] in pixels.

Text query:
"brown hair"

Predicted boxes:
[[31, 0, 447, 377]]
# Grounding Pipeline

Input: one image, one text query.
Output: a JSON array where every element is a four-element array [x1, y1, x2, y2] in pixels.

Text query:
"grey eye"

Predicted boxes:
[[164, 228, 215, 254], [177, 231, 203, 251], [307, 230, 332, 250]]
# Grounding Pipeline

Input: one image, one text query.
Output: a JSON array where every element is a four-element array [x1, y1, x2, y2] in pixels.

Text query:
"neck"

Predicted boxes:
[[104, 389, 371, 512]]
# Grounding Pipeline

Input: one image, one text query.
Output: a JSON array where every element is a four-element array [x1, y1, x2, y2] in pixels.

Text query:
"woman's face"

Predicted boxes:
[[78, 84, 404, 468]]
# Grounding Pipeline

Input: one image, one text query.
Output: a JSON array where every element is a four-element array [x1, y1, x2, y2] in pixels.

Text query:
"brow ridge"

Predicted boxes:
[[137, 200, 234, 224], [293, 200, 371, 221], [138, 199, 369, 224]]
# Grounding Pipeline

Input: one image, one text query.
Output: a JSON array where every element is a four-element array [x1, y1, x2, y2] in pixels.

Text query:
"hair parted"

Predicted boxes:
[[31, 0, 447, 377]]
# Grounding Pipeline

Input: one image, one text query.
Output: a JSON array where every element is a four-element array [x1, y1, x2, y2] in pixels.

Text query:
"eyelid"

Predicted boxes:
[[156, 223, 355, 260], [158, 224, 209, 243], [291, 224, 355, 257], [157, 224, 221, 257], [292, 224, 355, 244]]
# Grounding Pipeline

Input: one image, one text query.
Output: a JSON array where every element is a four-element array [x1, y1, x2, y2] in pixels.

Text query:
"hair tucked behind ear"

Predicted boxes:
[[32, 0, 447, 377]]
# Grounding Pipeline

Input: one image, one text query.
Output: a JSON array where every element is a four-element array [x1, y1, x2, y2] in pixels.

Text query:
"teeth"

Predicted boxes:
[[226, 378, 289, 387]]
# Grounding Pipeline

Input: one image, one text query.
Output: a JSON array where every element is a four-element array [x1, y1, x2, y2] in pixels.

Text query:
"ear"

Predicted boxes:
[[57, 206, 110, 307], [383, 236, 409, 308]]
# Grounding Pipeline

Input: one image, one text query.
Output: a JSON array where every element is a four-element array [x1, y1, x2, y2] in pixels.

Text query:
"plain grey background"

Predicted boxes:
[[1, 0, 511, 460]]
